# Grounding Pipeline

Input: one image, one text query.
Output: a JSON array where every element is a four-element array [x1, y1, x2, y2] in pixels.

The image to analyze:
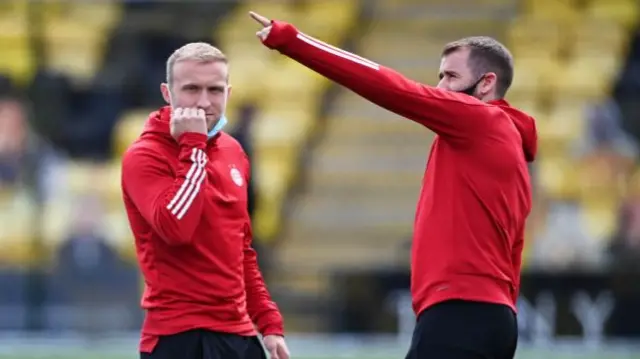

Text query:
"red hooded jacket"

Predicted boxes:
[[120, 107, 284, 353], [259, 21, 538, 315]]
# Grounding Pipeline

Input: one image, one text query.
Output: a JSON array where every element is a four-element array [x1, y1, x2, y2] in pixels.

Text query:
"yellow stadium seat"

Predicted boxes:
[[252, 104, 314, 152], [517, 56, 562, 99], [61, 161, 109, 196], [536, 115, 581, 159], [102, 159, 124, 212], [219, 1, 299, 43], [41, 198, 72, 249], [509, 58, 544, 100], [0, 0, 27, 16], [0, 16, 35, 85], [0, 189, 35, 266], [578, 157, 622, 241], [550, 56, 620, 100], [112, 109, 152, 158], [297, 0, 358, 43], [35, 1, 66, 21], [585, 0, 639, 29], [234, 1, 299, 24], [217, 0, 356, 244], [42, 192, 130, 262], [546, 99, 586, 139], [253, 156, 294, 241], [42, 160, 126, 250], [103, 208, 134, 252], [508, 18, 565, 58], [43, 19, 109, 83], [537, 157, 580, 200], [522, 0, 581, 22], [263, 60, 327, 111], [64, 2, 122, 30], [570, 19, 628, 57], [582, 200, 618, 242], [224, 47, 272, 103], [508, 96, 541, 113]]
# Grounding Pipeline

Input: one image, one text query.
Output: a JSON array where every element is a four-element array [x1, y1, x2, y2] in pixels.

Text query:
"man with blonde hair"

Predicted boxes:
[[121, 42, 289, 359]]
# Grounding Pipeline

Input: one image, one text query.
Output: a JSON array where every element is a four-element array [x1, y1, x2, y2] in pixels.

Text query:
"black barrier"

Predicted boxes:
[[517, 271, 640, 340], [329, 268, 640, 341]]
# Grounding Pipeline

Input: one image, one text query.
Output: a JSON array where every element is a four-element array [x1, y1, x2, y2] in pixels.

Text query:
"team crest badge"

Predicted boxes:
[[230, 167, 244, 187]]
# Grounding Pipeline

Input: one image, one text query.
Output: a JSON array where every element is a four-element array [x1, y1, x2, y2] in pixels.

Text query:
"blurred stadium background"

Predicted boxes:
[[1, 0, 640, 358]]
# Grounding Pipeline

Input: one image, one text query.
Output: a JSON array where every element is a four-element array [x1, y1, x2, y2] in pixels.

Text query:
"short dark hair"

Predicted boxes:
[[442, 36, 514, 98]]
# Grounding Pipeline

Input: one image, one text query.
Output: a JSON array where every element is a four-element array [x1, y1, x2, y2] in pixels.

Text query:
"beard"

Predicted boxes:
[[457, 75, 485, 98]]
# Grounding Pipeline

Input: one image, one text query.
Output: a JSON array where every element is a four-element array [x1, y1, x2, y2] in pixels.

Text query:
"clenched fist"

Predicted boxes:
[[170, 108, 207, 140]]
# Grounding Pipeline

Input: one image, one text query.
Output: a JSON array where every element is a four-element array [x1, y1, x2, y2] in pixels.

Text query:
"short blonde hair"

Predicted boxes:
[[166, 42, 228, 86]]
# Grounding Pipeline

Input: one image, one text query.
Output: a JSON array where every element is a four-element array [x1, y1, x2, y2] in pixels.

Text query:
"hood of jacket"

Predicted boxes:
[[491, 99, 538, 162], [141, 106, 173, 142]]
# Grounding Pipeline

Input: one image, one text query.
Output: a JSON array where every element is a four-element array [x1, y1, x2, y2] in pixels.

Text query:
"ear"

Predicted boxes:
[[226, 84, 233, 101], [160, 83, 171, 105], [480, 72, 498, 97]]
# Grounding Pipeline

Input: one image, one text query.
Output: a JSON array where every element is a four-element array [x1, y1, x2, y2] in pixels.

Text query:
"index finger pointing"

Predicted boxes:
[[249, 11, 271, 27]]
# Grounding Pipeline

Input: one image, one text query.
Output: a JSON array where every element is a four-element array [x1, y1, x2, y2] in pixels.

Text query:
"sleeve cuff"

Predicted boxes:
[[257, 311, 285, 336], [260, 324, 285, 337], [262, 21, 299, 51], [177, 132, 208, 146]]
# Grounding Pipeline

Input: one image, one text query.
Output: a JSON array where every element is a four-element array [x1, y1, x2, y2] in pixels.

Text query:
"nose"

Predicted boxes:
[[197, 90, 211, 108]]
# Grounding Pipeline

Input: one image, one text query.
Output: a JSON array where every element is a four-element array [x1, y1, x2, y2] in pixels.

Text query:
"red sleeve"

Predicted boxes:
[[261, 21, 498, 142], [243, 224, 285, 336], [121, 133, 209, 245], [241, 156, 284, 336]]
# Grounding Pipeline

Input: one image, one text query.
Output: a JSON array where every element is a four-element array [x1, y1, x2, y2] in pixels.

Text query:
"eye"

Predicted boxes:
[[439, 72, 455, 81]]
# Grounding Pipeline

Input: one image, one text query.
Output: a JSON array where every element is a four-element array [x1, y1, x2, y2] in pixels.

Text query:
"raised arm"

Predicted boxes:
[[121, 133, 209, 245], [251, 14, 497, 142]]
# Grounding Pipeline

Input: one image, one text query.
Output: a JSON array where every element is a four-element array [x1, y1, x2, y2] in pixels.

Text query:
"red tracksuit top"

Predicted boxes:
[[260, 21, 538, 315], [121, 107, 284, 352]]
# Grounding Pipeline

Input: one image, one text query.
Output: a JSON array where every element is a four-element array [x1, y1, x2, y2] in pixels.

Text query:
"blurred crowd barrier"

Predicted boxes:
[[0, 0, 640, 346]]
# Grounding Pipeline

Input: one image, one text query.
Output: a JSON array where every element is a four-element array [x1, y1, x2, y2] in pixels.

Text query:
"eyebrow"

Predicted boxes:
[[181, 84, 225, 90]]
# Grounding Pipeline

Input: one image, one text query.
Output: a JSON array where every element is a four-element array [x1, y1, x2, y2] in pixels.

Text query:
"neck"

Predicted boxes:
[[480, 93, 499, 103]]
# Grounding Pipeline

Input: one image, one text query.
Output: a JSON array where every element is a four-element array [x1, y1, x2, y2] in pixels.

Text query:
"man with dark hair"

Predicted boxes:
[[441, 36, 514, 98], [250, 13, 537, 359]]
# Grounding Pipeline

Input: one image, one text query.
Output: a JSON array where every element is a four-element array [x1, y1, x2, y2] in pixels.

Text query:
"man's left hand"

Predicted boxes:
[[263, 335, 290, 359]]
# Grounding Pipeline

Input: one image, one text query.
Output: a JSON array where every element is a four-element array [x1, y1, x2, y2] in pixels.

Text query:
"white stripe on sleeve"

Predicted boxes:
[[167, 149, 207, 219], [170, 149, 207, 218], [296, 33, 380, 70], [167, 148, 199, 210], [176, 162, 207, 220]]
